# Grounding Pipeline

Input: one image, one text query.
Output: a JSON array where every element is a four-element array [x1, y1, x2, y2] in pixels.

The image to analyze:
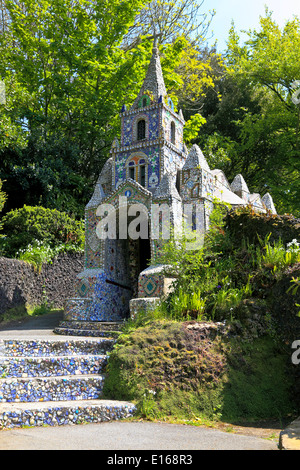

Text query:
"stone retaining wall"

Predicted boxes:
[[0, 253, 83, 318]]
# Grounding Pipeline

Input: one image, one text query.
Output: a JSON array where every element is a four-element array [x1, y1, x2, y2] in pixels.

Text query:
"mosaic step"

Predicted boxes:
[[0, 354, 107, 378], [0, 335, 136, 429], [53, 320, 124, 338], [0, 338, 114, 357], [53, 327, 121, 338], [0, 399, 136, 428], [0, 374, 105, 403]]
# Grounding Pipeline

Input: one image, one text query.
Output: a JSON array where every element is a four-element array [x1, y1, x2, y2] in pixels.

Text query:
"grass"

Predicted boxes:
[[104, 319, 297, 425], [0, 304, 62, 325]]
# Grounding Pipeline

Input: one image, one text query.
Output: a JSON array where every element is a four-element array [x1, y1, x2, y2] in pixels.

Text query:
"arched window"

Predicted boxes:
[[127, 157, 147, 187], [171, 121, 176, 144], [139, 159, 146, 187], [137, 119, 146, 140], [128, 161, 135, 180], [138, 95, 150, 108]]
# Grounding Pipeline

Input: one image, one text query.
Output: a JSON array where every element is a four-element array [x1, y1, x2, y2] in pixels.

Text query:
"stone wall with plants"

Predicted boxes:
[[103, 206, 300, 423], [225, 208, 300, 247], [0, 253, 83, 319]]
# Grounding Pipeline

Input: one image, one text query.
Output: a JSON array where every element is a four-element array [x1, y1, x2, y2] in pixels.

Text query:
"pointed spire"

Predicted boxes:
[[262, 193, 277, 214], [153, 173, 181, 201], [231, 174, 249, 193], [230, 174, 250, 201], [183, 144, 210, 171], [86, 182, 106, 210], [86, 158, 113, 209], [131, 38, 167, 110]]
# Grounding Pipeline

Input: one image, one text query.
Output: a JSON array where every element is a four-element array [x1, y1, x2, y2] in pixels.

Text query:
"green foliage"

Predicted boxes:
[[0, 0, 222, 216], [224, 12, 300, 215], [17, 240, 56, 272], [0, 0, 148, 215], [104, 320, 227, 421], [222, 336, 295, 421], [104, 320, 296, 422], [168, 287, 206, 321], [0, 205, 84, 257], [151, 203, 300, 323], [16, 238, 83, 272], [0, 300, 62, 324], [225, 207, 300, 249], [0, 179, 6, 213], [287, 276, 300, 317], [255, 234, 300, 276], [183, 113, 206, 144]]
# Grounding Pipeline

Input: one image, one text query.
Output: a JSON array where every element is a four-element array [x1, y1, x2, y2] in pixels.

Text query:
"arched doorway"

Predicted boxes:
[[128, 232, 151, 300]]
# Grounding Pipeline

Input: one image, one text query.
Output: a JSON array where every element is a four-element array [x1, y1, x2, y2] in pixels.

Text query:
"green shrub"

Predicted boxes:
[[0, 179, 6, 213], [168, 287, 206, 320], [16, 238, 84, 271], [0, 205, 84, 257]]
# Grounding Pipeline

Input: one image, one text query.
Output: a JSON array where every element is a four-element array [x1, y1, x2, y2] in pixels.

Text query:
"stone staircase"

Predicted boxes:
[[0, 332, 135, 429], [53, 320, 123, 338]]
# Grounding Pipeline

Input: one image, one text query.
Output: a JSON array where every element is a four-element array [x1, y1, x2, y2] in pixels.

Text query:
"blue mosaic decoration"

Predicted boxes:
[[61, 39, 277, 327]]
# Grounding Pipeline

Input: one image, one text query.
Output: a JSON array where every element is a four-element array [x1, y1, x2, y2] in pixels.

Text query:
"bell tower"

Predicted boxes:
[[111, 38, 186, 193]]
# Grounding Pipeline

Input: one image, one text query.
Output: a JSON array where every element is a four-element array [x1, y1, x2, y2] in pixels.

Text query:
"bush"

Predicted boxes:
[[0, 205, 84, 257], [0, 179, 6, 213], [151, 202, 300, 323], [225, 207, 300, 247]]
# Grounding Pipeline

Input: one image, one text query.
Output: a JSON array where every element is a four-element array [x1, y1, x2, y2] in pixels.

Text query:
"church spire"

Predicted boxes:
[[131, 37, 167, 110]]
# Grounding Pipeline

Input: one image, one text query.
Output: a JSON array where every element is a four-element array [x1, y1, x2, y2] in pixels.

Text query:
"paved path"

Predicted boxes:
[[0, 312, 279, 451], [0, 310, 65, 339], [0, 420, 278, 450]]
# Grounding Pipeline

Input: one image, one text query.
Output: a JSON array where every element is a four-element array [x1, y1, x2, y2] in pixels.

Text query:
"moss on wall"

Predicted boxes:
[[104, 320, 297, 423]]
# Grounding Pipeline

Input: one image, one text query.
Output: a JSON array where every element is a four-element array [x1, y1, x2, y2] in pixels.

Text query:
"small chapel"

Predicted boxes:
[[58, 39, 277, 331]]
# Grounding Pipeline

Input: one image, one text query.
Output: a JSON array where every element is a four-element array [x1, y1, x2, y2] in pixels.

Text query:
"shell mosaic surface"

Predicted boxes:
[[60, 40, 277, 327], [0, 401, 135, 428], [0, 337, 136, 428]]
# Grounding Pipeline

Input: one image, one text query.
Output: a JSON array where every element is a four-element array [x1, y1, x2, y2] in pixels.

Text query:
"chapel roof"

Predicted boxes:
[[182, 144, 210, 171], [131, 39, 167, 110]]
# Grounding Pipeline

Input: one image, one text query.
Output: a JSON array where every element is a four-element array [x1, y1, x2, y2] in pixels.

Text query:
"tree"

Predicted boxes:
[[0, 0, 149, 215], [186, 12, 300, 216], [0, 0, 217, 216], [122, 0, 215, 48], [222, 12, 300, 215]]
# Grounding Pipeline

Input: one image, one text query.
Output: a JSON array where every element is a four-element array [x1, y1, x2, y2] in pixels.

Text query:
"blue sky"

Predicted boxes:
[[204, 0, 300, 51]]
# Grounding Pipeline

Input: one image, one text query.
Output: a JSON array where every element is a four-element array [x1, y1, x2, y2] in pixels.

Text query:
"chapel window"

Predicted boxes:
[[171, 121, 176, 144], [191, 184, 199, 198], [128, 161, 135, 180], [129, 167, 135, 180], [137, 119, 146, 141], [127, 158, 147, 187], [139, 161, 146, 187]]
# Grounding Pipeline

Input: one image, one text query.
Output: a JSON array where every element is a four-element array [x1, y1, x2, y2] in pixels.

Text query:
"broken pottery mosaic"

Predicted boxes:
[[61, 40, 276, 327]]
